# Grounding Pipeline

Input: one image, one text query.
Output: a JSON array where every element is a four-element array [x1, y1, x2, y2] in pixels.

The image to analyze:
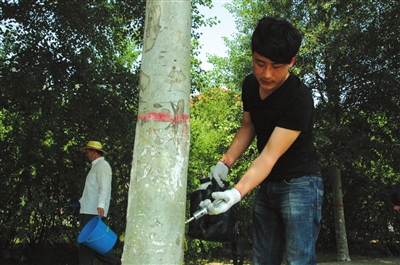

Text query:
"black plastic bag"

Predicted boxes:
[[187, 178, 238, 242], [187, 178, 243, 265]]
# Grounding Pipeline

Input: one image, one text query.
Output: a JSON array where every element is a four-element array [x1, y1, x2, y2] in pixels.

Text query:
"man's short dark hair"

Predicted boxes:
[[251, 17, 302, 64]]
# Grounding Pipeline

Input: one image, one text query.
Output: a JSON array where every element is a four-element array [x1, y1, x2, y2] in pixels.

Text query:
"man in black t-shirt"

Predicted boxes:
[[201, 17, 323, 265]]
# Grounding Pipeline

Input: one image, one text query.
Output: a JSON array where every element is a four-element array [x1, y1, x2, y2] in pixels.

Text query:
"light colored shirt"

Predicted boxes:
[[79, 157, 112, 217]]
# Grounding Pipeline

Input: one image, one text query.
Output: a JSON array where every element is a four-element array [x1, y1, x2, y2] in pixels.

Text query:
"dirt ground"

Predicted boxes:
[[206, 259, 400, 265], [205, 253, 400, 265], [320, 259, 400, 264], [315, 254, 400, 265]]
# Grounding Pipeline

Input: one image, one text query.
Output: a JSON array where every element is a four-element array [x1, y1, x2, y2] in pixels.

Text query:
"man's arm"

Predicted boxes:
[[221, 111, 256, 167], [97, 161, 112, 217], [235, 126, 301, 197]]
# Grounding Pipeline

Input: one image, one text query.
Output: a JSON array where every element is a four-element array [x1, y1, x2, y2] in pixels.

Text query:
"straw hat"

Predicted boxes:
[[80, 141, 108, 154]]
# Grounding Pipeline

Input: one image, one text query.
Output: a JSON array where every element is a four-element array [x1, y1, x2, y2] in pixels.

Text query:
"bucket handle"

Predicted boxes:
[[86, 226, 111, 243]]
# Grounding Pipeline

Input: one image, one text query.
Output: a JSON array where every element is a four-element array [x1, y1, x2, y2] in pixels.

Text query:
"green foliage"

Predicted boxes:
[[0, 0, 230, 263], [0, 1, 143, 263], [190, 0, 218, 94], [188, 88, 243, 182], [185, 88, 258, 260]]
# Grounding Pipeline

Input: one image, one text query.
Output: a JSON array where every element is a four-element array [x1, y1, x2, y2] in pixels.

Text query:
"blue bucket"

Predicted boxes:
[[78, 216, 117, 254]]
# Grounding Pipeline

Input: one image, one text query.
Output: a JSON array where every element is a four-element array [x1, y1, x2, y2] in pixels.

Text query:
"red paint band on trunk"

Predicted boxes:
[[138, 112, 189, 123]]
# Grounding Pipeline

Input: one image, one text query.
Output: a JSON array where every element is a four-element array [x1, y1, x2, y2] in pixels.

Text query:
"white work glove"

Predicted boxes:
[[199, 188, 241, 215], [199, 199, 216, 213], [208, 162, 229, 188]]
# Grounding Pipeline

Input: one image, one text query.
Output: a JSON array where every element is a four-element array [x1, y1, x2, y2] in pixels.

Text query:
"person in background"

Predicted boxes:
[[201, 17, 323, 265], [379, 183, 400, 223], [77, 140, 120, 265]]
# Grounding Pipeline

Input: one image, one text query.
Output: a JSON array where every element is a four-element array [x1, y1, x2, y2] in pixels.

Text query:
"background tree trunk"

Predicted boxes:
[[121, 1, 191, 264], [331, 166, 351, 261]]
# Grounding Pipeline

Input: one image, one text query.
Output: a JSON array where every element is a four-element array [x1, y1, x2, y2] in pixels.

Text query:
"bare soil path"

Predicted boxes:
[[205, 253, 400, 265], [319, 258, 400, 264], [318, 256, 400, 264]]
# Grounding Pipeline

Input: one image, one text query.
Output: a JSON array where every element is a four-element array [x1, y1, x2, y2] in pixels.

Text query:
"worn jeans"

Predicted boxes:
[[252, 175, 324, 265]]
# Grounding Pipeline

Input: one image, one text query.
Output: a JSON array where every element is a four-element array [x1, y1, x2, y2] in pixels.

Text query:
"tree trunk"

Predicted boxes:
[[331, 165, 351, 262], [121, 1, 191, 264]]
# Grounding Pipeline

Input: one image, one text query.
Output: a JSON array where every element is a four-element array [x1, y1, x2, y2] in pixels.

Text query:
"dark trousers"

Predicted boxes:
[[79, 214, 121, 265]]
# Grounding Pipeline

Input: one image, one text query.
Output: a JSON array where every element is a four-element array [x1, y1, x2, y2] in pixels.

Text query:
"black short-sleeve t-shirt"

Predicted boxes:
[[242, 73, 320, 182]]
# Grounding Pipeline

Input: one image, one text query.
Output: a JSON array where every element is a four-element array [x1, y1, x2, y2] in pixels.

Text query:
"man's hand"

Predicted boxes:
[[68, 201, 81, 215], [394, 205, 400, 213], [208, 162, 229, 188], [97, 207, 105, 217], [200, 188, 241, 215]]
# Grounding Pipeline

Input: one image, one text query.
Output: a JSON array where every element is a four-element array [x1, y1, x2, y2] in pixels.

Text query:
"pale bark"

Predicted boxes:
[[121, 1, 191, 264], [331, 165, 351, 262]]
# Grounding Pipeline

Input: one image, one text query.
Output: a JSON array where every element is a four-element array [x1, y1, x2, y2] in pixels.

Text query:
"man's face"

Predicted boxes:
[[252, 52, 295, 96], [85, 149, 95, 162]]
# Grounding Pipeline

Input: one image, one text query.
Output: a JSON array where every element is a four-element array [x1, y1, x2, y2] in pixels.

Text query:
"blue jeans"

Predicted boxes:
[[252, 175, 324, 265]]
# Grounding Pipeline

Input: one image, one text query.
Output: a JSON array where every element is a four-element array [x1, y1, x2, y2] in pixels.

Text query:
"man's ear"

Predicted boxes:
[[289, 56, 296, 67]]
